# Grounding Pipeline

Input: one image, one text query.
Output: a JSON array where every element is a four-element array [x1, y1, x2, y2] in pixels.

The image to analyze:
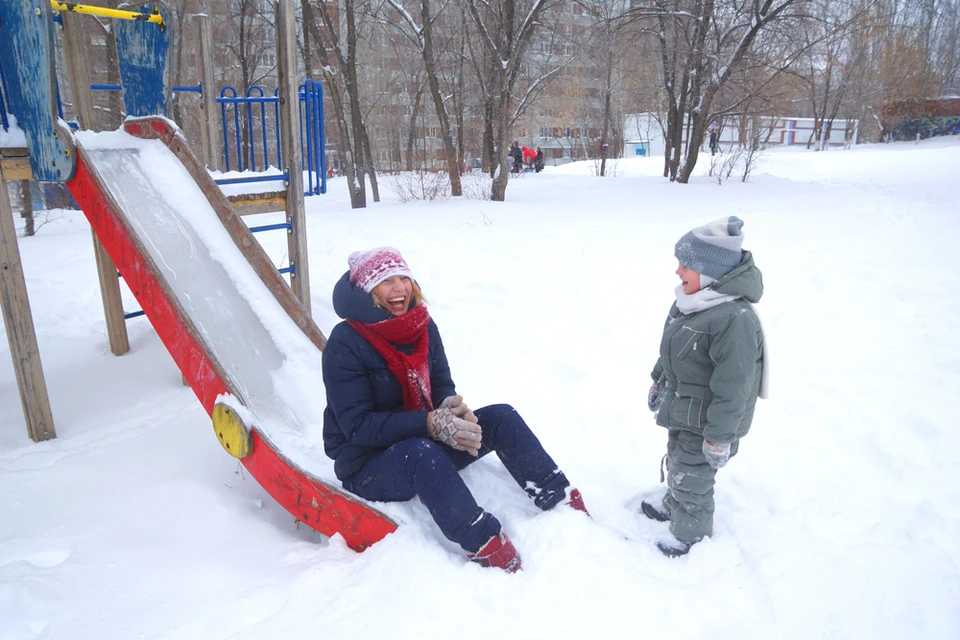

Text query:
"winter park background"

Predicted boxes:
[[1, 135, 959, 639]]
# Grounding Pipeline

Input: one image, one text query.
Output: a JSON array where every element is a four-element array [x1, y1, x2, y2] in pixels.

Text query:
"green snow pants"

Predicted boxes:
[[662, 429, 739, 544]]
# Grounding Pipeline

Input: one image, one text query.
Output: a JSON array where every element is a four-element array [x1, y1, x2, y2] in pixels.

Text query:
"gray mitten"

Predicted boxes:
[[439, 394, 478, 424], [647, 384, 662, 412], [427, 407, 483, 456]]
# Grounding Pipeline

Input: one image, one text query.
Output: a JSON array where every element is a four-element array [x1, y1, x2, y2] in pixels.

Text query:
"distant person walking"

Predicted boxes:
[[708, 120, 720, 155]]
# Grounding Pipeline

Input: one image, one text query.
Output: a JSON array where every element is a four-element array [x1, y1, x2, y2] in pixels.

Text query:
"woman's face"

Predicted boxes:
[[676, 262, 701, 295], [373, 276, 414, 316]]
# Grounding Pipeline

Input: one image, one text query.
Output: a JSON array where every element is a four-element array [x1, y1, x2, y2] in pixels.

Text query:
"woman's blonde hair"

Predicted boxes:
[[371, 279, 426, 310]]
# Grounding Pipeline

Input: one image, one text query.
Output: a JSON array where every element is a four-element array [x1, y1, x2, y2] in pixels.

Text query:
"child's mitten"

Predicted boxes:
[[702, 439, 731, 469], [647, 384, 662, 412]]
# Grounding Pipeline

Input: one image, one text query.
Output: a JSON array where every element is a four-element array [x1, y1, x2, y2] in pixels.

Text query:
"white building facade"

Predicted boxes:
[[624, 113, 859, 157]]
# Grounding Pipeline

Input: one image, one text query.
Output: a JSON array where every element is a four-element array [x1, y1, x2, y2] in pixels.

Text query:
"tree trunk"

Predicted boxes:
[[344, 0, 367, 207], [18, 181, 34, 237], [483, 98, 496, 177], [599, 53, 613, 177], [361, 119, 380, 202], [390, 0, 464, 194], [300, 0, 368, 208], [491, 66, 512, 201], [405, 86, 423, 171]]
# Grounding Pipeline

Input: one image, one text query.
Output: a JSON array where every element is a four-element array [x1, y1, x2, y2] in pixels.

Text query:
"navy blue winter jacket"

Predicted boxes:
[[322, 271, 457, 480]]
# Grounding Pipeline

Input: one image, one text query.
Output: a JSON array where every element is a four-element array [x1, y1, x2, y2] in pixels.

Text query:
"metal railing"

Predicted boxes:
[[1, 60, 326, 197], [216, 81, 326, 195]]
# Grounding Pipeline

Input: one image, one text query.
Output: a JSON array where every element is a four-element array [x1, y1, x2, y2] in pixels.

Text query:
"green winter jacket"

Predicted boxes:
[[651, 251, 764, 444]]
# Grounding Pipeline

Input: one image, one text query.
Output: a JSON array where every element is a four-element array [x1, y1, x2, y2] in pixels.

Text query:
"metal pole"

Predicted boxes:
[[51, 2, 165, 29]]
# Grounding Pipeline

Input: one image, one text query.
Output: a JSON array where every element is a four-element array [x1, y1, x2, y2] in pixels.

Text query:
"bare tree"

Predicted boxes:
[[581, 0, 638, 176], [219, 0, 276, 95], [793, 1, 863, 150], [627, 0, 814, 183], [385, 0, 464, 195], [301, 0, 380, 207], [465, 0, 557, 200]]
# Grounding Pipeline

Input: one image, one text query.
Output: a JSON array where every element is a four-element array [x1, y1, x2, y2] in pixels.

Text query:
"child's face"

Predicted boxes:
[[676, 262, 701, 295]]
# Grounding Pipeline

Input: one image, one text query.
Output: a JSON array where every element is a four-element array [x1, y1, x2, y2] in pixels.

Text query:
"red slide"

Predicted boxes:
[[65, 117, 397, 551]]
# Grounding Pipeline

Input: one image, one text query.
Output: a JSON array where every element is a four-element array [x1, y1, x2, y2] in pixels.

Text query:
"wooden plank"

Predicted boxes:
[[61, 12, 96, 128], [91, 233, 130, 356], [61, 13, 130, 356], [0, 171, 56, 441], [0, 0, 75, 181], [0, 148, 30, 158], [193, 14, 220, 171], [0, 157, 33, 181], [276, 0, 311, 316], [226, 191, 287, 216], [113, 4, 171, 117]]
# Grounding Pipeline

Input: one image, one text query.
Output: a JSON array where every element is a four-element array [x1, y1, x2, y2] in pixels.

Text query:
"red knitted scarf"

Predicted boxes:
[[347, 304, 433, 410]]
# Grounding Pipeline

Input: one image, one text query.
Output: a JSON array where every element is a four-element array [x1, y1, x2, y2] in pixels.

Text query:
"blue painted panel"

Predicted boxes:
[[0, 0, 76, 181], [115, 4, 171, 117]]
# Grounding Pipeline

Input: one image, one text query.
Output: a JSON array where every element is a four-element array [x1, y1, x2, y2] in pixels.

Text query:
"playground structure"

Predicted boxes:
[[0, 1, 397, 552]]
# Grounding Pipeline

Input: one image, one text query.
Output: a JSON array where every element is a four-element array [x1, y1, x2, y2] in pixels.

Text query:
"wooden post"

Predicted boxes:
[[61, 11, 130, 356], [276, 0, 311, 315], [0, 181, 56, 441], [193, 14, 220, 171]]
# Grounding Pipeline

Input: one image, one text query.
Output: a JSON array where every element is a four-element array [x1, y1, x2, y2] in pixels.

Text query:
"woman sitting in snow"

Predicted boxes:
[[642, 217, 767, 557], [322, 247, 589, 573]]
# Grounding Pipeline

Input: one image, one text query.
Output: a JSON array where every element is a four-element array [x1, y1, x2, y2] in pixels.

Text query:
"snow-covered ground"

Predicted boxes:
[[2, 136, 959, 639]]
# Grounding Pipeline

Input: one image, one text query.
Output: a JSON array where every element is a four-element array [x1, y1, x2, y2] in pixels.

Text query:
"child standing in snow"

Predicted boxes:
[[322, 248, 589, 573], [642, 217, 767, 556]]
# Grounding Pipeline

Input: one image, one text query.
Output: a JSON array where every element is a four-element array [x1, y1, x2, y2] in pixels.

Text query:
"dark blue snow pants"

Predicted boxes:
[[342, 403, 570, 553]]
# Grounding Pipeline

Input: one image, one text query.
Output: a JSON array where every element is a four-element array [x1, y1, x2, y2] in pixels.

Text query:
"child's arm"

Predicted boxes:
[[704, 313, 761, 443]]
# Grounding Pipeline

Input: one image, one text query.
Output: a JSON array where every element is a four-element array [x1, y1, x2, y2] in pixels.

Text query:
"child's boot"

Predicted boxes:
[[641, 500, 670, 522], [656, 536, 692, 557]]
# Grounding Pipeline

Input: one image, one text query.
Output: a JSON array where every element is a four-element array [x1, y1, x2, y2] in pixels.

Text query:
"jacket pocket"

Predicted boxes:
[[669, 382, 712, 430], [676, 326, 707, 360]]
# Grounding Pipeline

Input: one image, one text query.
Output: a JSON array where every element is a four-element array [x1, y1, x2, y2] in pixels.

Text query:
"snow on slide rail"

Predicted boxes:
[[64, 116, 397, 551]]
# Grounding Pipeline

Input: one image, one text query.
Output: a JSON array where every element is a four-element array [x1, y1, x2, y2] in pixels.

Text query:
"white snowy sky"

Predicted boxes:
[[1, 136, 959, 639]]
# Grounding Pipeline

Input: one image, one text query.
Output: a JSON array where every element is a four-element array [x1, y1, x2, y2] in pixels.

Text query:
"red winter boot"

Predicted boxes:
[[468, 532, 523, 573], [565, 488, 590, 517]]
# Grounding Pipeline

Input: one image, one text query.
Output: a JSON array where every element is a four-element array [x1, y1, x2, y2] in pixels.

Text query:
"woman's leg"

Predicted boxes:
[[444, 404, 572, 511], [343, 438, 501, 553]]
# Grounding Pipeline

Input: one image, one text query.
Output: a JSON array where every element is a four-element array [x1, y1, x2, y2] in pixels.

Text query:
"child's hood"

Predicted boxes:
[[711, 251, 763, 303]]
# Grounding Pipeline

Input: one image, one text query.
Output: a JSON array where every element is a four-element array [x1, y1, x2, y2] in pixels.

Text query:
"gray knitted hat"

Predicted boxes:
[[674, 216, 745, 278]]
